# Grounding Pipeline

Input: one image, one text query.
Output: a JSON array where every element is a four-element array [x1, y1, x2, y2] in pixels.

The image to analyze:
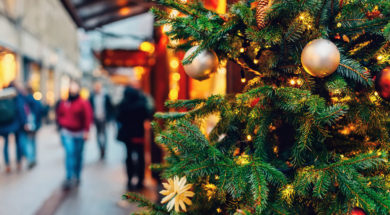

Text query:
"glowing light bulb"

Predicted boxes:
[[337, 22, 342, 28], [139, 41, 155, 54], [170, 9, 179, 17], [299, 15, 305, 20], [289, 79, 296, 85], [169, 88, 179, 100], [162, 24, 172, 33], [239, 48, 245, 53], [170, 58, 179, 69], [247, 135, 252, 141], [172, 73, 181, 81], [253, 59, 259, 64], [377, 55, 384, 61], [241, 78, 246, 83], [33, 92, 42, 100], [118, 7, 131, 16]]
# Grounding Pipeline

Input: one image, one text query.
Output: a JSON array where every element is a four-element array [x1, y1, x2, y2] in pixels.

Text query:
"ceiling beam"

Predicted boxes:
[[60, 0, 84, 28], [75, 0, 118, 9], [85, 5, 151, 30], [79, 2, 137, 21]]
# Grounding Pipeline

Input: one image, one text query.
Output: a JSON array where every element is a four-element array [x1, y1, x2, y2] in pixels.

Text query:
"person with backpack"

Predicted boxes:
[[56, 80, 93, 189], [0, 82, 27, 173], [24, 86, 42, 169]]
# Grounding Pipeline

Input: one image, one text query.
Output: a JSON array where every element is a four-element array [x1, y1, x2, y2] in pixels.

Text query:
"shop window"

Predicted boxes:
[[0, 50, 17, 89]]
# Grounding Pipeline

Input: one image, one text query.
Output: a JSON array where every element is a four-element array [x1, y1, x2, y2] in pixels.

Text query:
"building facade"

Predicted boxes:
[[0, 0, 80, 105]]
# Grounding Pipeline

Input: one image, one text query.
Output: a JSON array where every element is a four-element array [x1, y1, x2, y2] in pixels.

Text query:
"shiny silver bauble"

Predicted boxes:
[[301, 38, 340, 78], [183, 46, 219, 81]]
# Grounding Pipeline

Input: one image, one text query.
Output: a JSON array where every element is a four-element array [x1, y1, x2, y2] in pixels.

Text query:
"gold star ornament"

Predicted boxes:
[[160, 176, 195, 212]]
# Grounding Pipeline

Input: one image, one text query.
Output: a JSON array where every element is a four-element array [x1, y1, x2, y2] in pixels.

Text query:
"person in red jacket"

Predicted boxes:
[[56, 80, 93, 190]]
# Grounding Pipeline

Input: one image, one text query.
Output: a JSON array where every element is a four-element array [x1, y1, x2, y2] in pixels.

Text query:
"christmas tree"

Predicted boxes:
[[123, 0, 390, 214]]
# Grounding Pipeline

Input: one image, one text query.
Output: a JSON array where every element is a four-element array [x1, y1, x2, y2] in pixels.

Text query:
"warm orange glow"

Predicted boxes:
[[169, 88, 179, 100], [134, 66, 145, 80], [162, 24, 172, 33], [170, 58, 179, 69], [170, 9, 179, 18], [46, 91, 55, 105], [172, 73, 181, 81], [139, 41, 155, 54], [246, 135, 252, 141], [0, 53, 17, 88], [119, 7, 131, 16], [80, 88, 90, 100], [117, 0, 128, 6], [33, 92, 42, 100]]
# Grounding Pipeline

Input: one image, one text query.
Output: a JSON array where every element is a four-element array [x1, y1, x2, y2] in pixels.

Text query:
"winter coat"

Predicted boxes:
[[0, 88, 27, 135], [89, 93, 113, 121], [25, 94, 43, 130], [116, 87, 149, 143], [56, 96, 93, 132]]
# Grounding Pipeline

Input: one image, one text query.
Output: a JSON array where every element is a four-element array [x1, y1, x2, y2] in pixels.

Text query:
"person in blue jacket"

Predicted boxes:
[[0, 82, 27, 173], [24, 86, 42, 169]]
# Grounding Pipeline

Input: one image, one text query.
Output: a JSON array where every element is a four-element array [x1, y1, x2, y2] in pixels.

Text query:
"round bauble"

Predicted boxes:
[[375, 66, 390, 101], [350, 207, 366, 215], [301, 38, 340, 78], [183, 46, 219, 81]]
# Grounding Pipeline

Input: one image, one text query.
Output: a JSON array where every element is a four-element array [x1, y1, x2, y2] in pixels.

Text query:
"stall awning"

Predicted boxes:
[[60, 0, 153, 30]]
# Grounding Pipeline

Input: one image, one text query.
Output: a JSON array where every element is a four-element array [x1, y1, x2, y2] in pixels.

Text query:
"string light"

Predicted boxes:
[[377, 55, 384, 61], [170, 58, 179, 69], [253, 59, 259, 64], [273, 146, 279, 154], [170, 9, 179, 18], [239, 48, 245, 53], [172, 73, 181, 81], [33, 92, 42, 100], [169, 88, 179, 100], [247, 135, 252, 141], [241, 78, 246, 83], [337, 22, 342, 28], [289, 77, 303, 87], [139, 41, 155, 54], [299, 15, 305, 20], [162, 24, 172, 33]]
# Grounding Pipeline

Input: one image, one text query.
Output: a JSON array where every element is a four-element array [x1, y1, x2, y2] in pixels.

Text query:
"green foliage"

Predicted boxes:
[[127, 0, 390, 214]]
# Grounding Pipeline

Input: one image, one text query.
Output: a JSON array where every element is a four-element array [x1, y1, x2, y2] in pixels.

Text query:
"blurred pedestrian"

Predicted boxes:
[[56, 80, 93, 189], [0, 82, 27, 173], [89, 81, 113, 160], [24, 86, 42, 169], [116, 86, 150, 191]]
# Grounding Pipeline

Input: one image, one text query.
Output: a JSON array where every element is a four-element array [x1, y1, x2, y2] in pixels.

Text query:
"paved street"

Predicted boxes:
[[0, 124, 157, 215]]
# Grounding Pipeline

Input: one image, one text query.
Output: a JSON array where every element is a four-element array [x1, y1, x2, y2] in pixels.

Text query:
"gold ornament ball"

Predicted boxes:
[[183, 46, 219, 81], [301, 39, 340, 78]]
